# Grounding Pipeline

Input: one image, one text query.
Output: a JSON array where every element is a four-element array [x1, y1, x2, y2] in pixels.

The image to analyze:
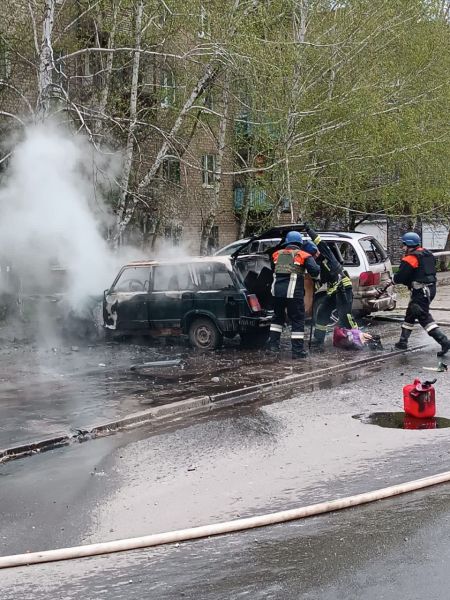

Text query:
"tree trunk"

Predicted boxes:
[[284, 0, 308, 218], [94, 0, 121, 135], [37, 0, 56, 120], [113, 0, 143, 247], [199, 70, 231, 255], [112, 60, 220, 243], [238, 186, 251, 238], [113, 0, 243, 243]]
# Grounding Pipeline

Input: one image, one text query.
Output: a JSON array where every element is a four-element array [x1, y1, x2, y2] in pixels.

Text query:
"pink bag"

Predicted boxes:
[[333, 326, 365, 350]]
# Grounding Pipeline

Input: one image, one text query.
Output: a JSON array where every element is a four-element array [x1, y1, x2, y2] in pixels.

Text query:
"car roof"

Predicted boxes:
[[255, 224, 372, 240], [121, 256, 233, 268]]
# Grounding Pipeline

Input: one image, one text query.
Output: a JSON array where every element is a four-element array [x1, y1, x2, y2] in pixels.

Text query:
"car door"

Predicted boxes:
[[147, 264, 195, 331], [104, 265, 151, 331], [191, 261, 243, 325]]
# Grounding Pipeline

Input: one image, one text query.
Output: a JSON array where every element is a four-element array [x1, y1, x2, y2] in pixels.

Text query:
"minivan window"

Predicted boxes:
[[327, 241, 360, 267], [113, 266, 150, 292], [192, 262, 235, 290], [359, 238, 387, 264]]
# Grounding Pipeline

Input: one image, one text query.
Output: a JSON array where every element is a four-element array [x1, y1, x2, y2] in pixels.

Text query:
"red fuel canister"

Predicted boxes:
[[403, 378, 436, 418]]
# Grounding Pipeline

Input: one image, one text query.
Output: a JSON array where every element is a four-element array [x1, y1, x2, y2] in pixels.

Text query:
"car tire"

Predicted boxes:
[[188, 317, 223, 350]]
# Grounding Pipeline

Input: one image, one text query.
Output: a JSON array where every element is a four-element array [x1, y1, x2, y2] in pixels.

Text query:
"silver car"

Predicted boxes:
[[215, 228, 396, 317]]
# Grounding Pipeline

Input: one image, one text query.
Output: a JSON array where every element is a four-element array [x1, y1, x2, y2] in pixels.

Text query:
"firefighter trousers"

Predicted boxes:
[[401, 284, 437, 335], [269, 296, 305, 355], [314, 284, 356, 342]]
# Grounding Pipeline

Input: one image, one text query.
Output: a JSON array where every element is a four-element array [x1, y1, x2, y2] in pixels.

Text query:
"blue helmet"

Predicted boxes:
[[302, 241, 318, 255], [401, 232, 421, 247], [285, 231, 303, 244]]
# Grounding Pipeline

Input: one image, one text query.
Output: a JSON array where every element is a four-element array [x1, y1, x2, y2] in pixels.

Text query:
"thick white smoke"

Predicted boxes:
[[0, 124, 119, 311]]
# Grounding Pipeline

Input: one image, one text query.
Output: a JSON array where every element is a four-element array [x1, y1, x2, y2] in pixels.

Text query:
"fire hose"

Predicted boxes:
[[2, 469, 450, 569]]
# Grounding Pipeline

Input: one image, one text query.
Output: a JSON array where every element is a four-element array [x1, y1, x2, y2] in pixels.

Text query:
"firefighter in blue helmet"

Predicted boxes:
[[268, 230, 320, 359], [305, 223, 357, 351], [394, 231, 450, 356]]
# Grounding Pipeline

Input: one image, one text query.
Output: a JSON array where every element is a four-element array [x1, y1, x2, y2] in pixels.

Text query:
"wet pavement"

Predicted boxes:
[[2, 283, 450, 597], [1, 347, 450, 597], [0, 318, 402, 450], [2, 485, 450, 600]]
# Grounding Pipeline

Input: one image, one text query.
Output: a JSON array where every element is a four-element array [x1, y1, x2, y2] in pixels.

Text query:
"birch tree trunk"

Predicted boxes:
[[199, 70, 231, 255], [238, 186, 251, 239], [94, 1, 121, 136], [113, 0, 144, 247], [113, 60, 220, 242], [37, 0, 56, 120], [285, 0, 308, 220], [113, 0, 242, 243]]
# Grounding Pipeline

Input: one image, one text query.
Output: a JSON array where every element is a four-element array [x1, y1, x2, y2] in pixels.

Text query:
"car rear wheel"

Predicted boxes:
[[188, 317, 223, 350]]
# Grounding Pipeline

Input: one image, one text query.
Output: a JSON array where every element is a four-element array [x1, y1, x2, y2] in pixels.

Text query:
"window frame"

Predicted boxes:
[[160, 69, 176, 108], [111, 266, 150, 293], [202, 154, 217, 188], [359, 237, 387, 265], [162, 157, 181, 184]]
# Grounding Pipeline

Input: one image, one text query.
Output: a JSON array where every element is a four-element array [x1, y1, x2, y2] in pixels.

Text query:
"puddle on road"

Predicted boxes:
[[353, 412, 450, 430]]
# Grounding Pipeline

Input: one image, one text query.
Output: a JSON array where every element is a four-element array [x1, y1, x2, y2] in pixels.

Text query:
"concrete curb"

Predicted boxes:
[[374, 315, 450, 327], [0, 344, 429, 466]]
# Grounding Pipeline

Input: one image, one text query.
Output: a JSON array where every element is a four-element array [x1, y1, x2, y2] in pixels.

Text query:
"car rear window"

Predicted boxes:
[[327, 241, 360, 267], [191, 262, 235, 290], [113, 266, 150, 292], [359, 238, 387, 264]]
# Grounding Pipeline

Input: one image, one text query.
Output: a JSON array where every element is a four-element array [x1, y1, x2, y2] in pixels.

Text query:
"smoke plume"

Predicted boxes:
[[0, 124, 119, 311]]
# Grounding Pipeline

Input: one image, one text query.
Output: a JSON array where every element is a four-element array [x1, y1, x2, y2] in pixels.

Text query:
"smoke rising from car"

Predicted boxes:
[[0, 124, 119, 312]]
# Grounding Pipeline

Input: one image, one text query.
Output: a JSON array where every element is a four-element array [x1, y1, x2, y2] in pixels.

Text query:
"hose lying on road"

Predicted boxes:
[[2, 469, 450, 569]]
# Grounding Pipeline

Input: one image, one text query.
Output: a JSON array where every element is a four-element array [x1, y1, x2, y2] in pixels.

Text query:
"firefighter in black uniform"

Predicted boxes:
[[305, 223, 357, 351], [394, 231, 450, 356], [268, 230, 320, 359]]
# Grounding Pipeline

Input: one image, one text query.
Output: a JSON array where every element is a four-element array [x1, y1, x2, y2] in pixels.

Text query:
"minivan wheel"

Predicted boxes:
[[188, 318, 223, 350]]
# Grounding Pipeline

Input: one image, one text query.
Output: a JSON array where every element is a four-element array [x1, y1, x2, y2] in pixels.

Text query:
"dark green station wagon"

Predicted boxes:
[[103, 256, 272, 349]]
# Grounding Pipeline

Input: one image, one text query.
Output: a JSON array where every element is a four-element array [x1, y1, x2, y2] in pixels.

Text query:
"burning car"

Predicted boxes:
[[103, 256, 272, 350]]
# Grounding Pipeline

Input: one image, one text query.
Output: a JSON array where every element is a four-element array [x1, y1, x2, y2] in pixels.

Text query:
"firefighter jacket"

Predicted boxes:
[[305, 225, 343, 285], [394, 247, 437, 289], [271, 243, 320, 298], [305, 225, 352, 296]]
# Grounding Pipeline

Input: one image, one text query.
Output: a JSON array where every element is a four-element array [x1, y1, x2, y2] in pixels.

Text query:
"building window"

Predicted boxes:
[[162, 157, 181, 184], [0, 39, 11, 80], [160, 70, 175, 107], [281, 197, 291, 213], [202, 154, 216, 187], [233, 187, 270, 212]]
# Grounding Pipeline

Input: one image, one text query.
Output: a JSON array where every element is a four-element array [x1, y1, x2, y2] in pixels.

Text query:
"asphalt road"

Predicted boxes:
[[3, 485, 450, 600], [2, 345, 450, 598]]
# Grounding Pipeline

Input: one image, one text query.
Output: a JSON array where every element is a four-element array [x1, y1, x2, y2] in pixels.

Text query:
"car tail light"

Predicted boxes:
[[247, 294, 261, 312], [359, 271, 381, 286]]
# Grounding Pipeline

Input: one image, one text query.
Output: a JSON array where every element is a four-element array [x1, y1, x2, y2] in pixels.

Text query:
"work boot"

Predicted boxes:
[[428, 328, 450, 357], [394, 327, 412, 350], [309, 338, 325, 353], [292, 349, 308, 359]]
